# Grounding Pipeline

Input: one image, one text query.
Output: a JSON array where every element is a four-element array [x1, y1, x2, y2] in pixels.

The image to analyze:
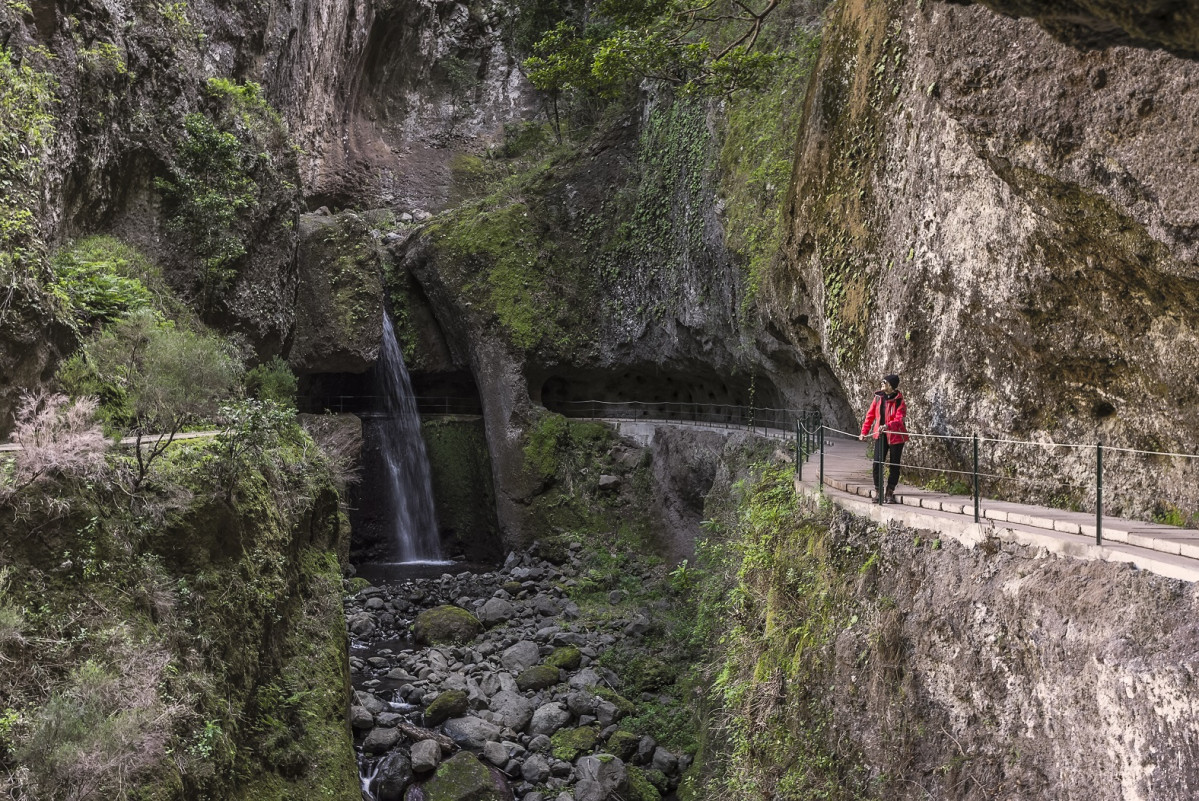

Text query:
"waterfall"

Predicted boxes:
[[376, 313, 442, 563]]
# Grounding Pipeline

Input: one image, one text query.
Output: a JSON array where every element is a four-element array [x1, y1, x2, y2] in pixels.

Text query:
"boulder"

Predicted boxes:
[[349, 612, 377, 637], [516, 665, 561, 692], [550, 726, 599, 762], [411, 739, 442, 773], [419, 751, 510, 801], [478, 598, 517, 626], [500, 641, 541, 673], [575, 755, 629, 801], [487, 690, 535, 731], [363, 726, 403, 754], [351, 705, 375, 730], [371, 750, 414, 801], [605, 730, 640, 762], [528, 702, 571, 737], [544, 646, 582, 671], [521, 754, 551, 784], [482, 741, 509, 767], [625, 765, 663, 801], [414, 606, 482, 646], [426, 690, 470, 727], [443, 715, 503, 751]]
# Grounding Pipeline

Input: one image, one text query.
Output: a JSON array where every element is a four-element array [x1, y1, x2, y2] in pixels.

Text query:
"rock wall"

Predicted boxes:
[[829, 507, 1199, 800], [767, 0, 1199, 515]]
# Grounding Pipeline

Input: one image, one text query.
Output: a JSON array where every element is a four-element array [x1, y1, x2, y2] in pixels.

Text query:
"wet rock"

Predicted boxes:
[[349, 612, 377, 637], [371, 750, 414, 801], [651, 747, 678, 776], [478, 597, 517, 626], [414, 605, 482, 646], [482, 740, 509, 766], [411, 739, 442, 773], [521, 753, 551, 783], [363, 726, 403, 754], [350, 705, 375, 730]]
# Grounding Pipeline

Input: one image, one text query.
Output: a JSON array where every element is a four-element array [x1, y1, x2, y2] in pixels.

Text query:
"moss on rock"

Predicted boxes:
[[425, 689, 470, 727], [606, 729, 641, 761], [550, 726, 599, 761], [594, 686, 637, 719], [421, 751, 508, 801], [626, 765, 663, 801], [516, 664, 562, 692], [544, 645, 582, 671], [413, 605, 482, 645]]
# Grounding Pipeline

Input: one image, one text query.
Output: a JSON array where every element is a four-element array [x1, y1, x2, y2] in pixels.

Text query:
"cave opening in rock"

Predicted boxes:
[[534, 364, 787, 428]]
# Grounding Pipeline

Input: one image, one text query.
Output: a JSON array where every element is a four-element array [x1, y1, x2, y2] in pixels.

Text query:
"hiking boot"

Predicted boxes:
[[884, 490, 896, 504]]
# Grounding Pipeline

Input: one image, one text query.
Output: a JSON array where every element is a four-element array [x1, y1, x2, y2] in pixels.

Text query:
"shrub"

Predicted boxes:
[[300, 414, 362, 490], [246, 356, 297, 408], [0, 390, 108, 495], [59, 310, 240, 484], [14, 648, 182, 801], [51, 236, 181, 328]]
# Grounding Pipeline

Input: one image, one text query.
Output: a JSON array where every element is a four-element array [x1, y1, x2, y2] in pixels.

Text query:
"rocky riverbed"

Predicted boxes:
[[344, 544, 691, 801]]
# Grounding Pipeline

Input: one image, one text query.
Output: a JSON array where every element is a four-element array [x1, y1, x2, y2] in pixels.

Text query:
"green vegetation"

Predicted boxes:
[[0, 397, 356, 801], [522, 0, 785, 136], [51, 237, 170, 330], [0, 47, 56, 287], [718, 28, 821, 309], [156, 78, 298, 313], [551, 726, 600, 761], [246, 357, 298, 408], [678, 463, 873, 799]]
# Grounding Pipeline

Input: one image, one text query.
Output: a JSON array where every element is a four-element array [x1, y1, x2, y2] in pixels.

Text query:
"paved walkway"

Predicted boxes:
[[799, 434, 1199, 583], [0, 430, 220, 453]]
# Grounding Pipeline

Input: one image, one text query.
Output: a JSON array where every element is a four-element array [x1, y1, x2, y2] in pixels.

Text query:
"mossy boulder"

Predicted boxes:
[[502, 581, 524, 594], [626, 655, 675, 694], [550, 726, 599, 761], [594, 686, 637, 718], [425, 689, 470, 727], [420, 751, 508, 801], [413, 606, 482, 646], [627, 766, 663, 801], [606, 729, 640, 761], [544, 646, 582, 671], [516, 665, 562, 692]]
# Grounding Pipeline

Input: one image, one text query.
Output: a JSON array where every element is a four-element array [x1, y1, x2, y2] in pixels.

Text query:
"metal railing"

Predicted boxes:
[[298, 395, 484, 416], [544, 399, 809, 437]]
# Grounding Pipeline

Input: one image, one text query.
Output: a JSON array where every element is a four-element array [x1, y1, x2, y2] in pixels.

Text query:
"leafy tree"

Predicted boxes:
[[522, 0, 783, 134], [213, 398, 295, 500], [60, 310, 240, 486]]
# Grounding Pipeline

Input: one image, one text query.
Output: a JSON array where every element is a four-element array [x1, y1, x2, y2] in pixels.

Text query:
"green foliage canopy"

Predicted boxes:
[[522, 0, 783, 101]]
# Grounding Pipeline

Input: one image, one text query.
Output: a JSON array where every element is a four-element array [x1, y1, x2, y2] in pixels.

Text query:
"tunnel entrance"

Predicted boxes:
[[534, 364, 792, 431]]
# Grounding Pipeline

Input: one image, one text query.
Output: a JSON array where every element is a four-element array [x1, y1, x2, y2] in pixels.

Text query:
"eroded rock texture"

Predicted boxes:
[[768, 0, 1199, 513]]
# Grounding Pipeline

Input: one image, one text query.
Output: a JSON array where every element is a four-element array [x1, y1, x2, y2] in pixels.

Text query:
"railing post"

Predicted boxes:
[[973, 434, 980, 523], [1096, 441, 1103, 546], [795, 421, 801, 476], [818, 422, 824, 491], [874, 432, 885, 504]]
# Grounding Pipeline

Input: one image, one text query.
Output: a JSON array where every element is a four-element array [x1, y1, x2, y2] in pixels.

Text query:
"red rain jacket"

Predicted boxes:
[[861, 390, 909, 445]]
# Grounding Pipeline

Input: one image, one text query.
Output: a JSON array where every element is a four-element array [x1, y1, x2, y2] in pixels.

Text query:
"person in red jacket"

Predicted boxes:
[[859, 373, 909, 503]]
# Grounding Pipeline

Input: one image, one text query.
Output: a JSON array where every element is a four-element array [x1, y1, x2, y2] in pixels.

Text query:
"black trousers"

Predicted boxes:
[[873, 439, 904, 493]]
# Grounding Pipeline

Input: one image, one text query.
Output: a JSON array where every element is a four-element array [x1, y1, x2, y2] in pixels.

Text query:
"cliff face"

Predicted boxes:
[[766, 0, 1199, 513]]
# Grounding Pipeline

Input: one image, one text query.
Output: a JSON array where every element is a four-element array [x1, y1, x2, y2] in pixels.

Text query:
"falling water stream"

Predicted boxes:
[[377, 312, 444, 564]]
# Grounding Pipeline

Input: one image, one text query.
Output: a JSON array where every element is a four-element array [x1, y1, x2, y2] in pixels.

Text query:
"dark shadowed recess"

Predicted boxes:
[[535, 363, 786, 419]]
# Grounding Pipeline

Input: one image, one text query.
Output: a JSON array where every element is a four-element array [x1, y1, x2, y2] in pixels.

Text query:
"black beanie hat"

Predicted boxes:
[[883, 374, 900, 390]]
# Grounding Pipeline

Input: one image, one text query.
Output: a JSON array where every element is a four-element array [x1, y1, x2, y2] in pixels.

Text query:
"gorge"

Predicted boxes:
[[2, 0, 1199, 799]]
